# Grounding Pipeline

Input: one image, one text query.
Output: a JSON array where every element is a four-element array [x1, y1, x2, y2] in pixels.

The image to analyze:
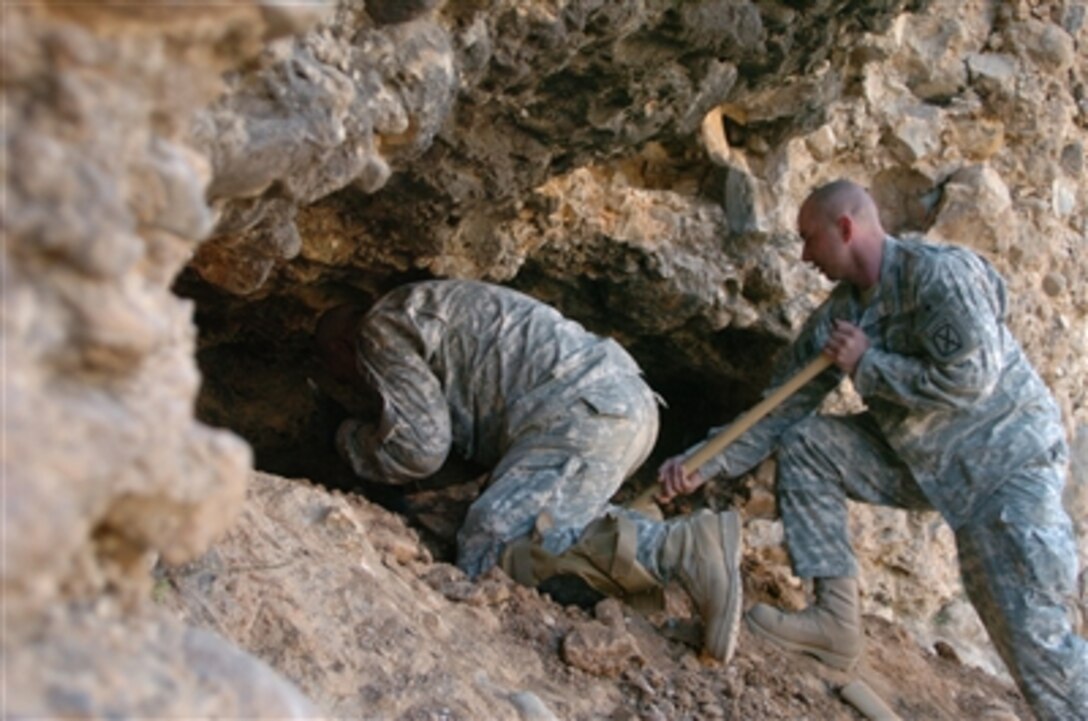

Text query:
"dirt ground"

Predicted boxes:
[[486, 584, 1031, 720], [406, 469, 1032, 720], [433, 544, 1031, 721], [379, 468, 1036, 721], [160, 472, 1033, 720]]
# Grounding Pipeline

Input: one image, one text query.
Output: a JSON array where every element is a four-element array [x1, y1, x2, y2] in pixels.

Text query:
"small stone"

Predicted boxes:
[[508, 691, 559, 721], [561, 620, 643, 678], [365, 0, 438, 25], [934, 639, 961, 663], [1042, 272, 1065, 297]]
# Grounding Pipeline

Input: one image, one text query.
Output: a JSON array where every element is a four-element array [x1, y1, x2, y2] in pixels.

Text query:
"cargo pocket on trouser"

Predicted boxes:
[[577, 381, 659, 480], [579, 388, 632, 417]]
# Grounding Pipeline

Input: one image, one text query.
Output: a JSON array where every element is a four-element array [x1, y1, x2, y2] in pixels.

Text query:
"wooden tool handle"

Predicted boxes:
[[631, 353, 833, 510], [680, 353, 833, 475]]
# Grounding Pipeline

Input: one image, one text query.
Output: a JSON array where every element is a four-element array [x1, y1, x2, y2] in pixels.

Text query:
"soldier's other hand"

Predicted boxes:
[[824, 319, 870, 375], [656, 455, 705, 503], [335, 418, 383, 475]]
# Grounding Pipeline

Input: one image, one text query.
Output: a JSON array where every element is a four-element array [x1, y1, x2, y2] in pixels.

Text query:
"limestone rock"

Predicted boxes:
[[6, 0, 1088, 715], [4, 602, 321, 719], [2, 2, 328, 716]]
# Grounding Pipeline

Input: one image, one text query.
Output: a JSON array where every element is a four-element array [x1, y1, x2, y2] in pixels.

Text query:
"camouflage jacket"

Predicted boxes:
[[696, 235, 1067, 528], [338, 280, 645, 483]]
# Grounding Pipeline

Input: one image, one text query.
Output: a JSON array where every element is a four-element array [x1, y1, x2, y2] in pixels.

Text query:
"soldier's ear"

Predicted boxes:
[[837, 214, 854, 244]]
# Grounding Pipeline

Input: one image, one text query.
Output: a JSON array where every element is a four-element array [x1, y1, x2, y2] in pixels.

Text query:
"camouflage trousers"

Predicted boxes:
[[456, 375, 659, 579], [777, 413, 1088, 721]]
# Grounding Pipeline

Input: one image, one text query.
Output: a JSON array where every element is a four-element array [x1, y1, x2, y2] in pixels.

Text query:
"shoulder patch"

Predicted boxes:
[[920, 309, 977, 364]]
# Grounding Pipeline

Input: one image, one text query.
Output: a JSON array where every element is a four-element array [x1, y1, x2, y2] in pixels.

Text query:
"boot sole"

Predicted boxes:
[[744, 612, 861, 672], [706, 511, 743, 663]]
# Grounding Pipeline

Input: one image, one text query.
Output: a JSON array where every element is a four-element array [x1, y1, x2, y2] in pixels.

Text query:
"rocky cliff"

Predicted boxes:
[[3, 0, 1086, 718]]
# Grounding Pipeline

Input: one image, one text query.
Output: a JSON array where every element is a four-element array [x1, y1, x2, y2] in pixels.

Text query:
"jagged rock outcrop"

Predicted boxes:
[[180, 0, 1088, 684], [189, 0, 924, 295], [2, 1, 331, 716], [4, 0, 1087, 717], [7, 601, 320, 718]]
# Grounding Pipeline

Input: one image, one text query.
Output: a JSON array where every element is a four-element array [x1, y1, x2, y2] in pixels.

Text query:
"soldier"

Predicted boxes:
[[658, 179, 1087, 720], [317, 279, 743, 661]]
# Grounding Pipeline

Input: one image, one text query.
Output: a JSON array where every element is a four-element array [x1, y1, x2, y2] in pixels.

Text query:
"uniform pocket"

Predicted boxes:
[[579, 387, 632, 418]]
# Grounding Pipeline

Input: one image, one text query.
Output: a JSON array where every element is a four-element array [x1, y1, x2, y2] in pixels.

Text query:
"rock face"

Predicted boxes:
[[7, 601, 320, 718], [2, 1, 330, 716], [3, 0, 1087, 717], [181, 0, 1088, 681], [189, 0, 924, 295], [4, 1, 242, 623]]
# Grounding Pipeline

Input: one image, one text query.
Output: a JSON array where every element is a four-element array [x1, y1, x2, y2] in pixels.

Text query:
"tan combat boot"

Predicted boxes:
[[658, 509, 744, 662], [500, 513, 664, 610], [745, 577, 863, 671], [501, 510, 743, 662]]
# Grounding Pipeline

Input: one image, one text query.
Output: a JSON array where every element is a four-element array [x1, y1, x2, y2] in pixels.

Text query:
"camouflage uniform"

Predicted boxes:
[[336, 280, 659, 579], [691, 236, 1087, 720]]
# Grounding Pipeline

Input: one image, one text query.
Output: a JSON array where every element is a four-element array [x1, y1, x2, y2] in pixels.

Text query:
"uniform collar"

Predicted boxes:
[[852, 235, 900, 326]]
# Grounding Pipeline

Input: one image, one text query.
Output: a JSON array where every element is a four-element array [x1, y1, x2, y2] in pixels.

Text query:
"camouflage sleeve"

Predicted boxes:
[[335, 334, 452, 484], [852, 257, 1003, 410], [693, 298, 843, 481]]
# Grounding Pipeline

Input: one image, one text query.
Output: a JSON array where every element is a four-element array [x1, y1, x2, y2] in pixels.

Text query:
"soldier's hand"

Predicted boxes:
[[824, 319, 870, 375], [335, 418, 384, 476], [656, 455, 705, 503]]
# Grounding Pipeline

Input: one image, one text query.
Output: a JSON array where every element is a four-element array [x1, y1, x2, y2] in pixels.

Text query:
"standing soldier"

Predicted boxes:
[[658, 179, 1087, 720]]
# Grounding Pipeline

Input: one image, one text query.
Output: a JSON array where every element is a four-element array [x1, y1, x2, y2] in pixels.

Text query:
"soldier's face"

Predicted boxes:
[[798, 204, 848, 281]]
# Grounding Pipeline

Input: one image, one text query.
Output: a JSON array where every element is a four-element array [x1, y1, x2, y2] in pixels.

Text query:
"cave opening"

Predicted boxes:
[[174, 267, 776, 564]]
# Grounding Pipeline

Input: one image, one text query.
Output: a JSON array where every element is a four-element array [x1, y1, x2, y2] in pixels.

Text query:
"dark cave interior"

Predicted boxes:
[[174, 265, 783, 563]]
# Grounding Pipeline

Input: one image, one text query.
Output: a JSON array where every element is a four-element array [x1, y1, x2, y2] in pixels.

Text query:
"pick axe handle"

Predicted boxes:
[[637, 353, 833, 505], [680, 353, 833, 474]]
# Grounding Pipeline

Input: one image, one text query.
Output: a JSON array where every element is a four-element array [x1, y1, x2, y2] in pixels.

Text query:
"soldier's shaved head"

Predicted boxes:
[[797, 179, 886, 289], [801, 180, 882, 234]]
